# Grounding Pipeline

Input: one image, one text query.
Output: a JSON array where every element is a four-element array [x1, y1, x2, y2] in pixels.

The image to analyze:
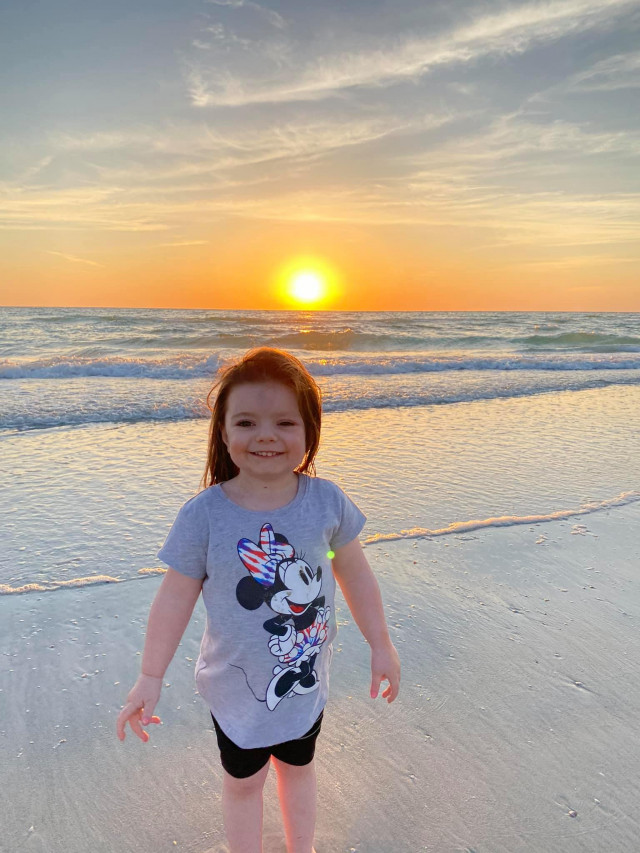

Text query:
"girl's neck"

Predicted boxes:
[[221, 472, 300, 511]]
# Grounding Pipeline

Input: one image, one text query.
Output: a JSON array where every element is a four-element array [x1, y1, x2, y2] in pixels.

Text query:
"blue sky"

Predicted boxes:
[[2, 0, 639, 308]]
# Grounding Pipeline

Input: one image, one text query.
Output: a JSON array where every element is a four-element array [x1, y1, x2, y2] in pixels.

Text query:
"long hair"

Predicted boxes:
[[200, 347, 322, 489]]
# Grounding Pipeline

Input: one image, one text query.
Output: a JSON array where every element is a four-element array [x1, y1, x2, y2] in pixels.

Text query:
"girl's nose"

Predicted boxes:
[[255, 422, 277, 440]]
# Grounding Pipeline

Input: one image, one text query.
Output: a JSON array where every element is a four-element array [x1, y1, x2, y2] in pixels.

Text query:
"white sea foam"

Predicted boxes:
[[3, 351, 640, 381], [362, 491, 640, 545], [3, 369, 640, 431], [0, 574, 123, 595]]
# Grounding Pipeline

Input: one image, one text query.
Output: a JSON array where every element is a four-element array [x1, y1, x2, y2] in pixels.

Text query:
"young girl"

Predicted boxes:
[[116, 346, 400, 853]]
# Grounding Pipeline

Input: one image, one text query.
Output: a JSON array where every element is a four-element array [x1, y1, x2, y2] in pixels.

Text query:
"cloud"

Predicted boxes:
[[188, 0, 639, 106], [0, 183, 171, 231], [48, 112, 439, 181], [499, 253, 639, 269], [206, 0, 286, 30], [47, 251, 105, 267], [416, 112, 640, 162], [566, 51, 640, 92], [153, 240, 210, 247], [52, 130, 150, 151]]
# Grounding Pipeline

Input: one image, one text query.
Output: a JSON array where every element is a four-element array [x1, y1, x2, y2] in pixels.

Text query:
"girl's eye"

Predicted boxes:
[[279, 421, 295, 426], [236, 420, 253, 427]]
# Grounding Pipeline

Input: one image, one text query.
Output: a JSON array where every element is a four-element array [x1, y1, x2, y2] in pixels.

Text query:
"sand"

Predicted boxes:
[[2, 501, 640, 852]]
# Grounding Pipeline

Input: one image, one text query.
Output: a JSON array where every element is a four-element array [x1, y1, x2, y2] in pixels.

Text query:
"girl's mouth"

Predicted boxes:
[[251, 451, 282, 457]]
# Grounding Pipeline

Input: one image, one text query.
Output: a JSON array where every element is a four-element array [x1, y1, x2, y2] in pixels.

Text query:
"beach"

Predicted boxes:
[[2, 495, 639, 851], [2, 308, 640, 851]]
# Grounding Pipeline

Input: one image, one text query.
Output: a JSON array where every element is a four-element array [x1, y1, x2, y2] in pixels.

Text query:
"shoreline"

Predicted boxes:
[[3, 487, 639, 597]]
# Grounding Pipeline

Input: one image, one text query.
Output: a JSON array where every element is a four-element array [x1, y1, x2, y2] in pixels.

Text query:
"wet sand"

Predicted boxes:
[[2, 501, 640, 852]]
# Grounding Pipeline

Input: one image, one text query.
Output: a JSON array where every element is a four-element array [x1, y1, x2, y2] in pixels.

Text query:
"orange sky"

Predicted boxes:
[[3, 218, 639, 311]]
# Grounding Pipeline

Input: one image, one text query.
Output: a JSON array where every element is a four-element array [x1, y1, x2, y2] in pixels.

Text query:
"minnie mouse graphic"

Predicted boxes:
[[235, 522, 331, 710]]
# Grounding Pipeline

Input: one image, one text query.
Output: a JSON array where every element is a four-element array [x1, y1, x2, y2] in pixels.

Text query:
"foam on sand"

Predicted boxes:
[[0, 574, 123, 595], [363, 489, 640, 543]]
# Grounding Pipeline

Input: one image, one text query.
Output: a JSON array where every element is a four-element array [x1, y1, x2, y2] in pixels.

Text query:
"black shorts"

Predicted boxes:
[[211, 711, 324, 779]]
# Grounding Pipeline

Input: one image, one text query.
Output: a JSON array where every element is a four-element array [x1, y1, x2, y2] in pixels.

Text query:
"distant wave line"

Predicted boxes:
[[4, 351, 640, 380]]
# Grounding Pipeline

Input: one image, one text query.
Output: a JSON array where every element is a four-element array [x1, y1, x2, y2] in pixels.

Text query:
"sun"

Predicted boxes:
[[289, 271, 325, 304], [275, 257, 339, 309]]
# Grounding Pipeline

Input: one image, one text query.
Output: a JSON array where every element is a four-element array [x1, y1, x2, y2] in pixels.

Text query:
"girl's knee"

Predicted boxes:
[[223, 762, 270, 795]]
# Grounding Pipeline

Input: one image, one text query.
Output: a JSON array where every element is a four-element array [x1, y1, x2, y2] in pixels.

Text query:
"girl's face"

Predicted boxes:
[[221, 381, 307, 482]]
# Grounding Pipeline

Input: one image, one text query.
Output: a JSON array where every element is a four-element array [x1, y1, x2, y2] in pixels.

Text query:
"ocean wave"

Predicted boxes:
[[0, 354, 224, 380], [517, 331, 640, 350], [4, 351, 640, 381], [2, 373, 639, 431], [5, 309, 640, 358], [0, 401, 207, 432]]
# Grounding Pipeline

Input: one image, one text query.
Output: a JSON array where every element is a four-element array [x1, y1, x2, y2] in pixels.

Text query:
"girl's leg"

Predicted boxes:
[[221, 761, 270, 853], [271, 756, 317, 853]]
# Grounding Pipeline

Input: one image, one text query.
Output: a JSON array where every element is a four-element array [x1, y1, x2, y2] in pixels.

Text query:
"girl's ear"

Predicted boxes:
[[220, 424, 228, 447]]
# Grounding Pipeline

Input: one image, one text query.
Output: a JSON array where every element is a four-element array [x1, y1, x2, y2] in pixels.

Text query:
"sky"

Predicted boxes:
[[1, 0, 639, 311]]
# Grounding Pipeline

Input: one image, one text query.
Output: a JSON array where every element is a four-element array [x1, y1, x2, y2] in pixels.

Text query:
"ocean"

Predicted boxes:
[[2, 307, 640, 594]]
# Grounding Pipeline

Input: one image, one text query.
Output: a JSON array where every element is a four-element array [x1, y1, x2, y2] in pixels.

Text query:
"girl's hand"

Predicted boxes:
[[370, 640, 401, 703], [116, 674, 163, 742]]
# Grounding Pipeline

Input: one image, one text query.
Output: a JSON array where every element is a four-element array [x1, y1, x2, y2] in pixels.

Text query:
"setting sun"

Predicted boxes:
[[290, 271, 325, 304], [274, 257, 340, 309]]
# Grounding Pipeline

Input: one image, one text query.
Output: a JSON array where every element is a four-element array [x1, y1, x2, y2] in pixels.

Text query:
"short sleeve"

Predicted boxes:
[[329, 485, 367, 551], [157, 493, 209, 580]]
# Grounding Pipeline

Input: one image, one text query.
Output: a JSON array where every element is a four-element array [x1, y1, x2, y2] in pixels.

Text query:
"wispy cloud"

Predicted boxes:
[[208, 187, 640, 249], [408, 112, 640, 164], [206, 0, 286, 30], [153, 239, 210, 247], [47, 251, 105, 267], [0, 184, 171, 231], [565, 51, 640, 92], [48, 112, 439, 182], [500, 253, 639, 269], [189, 0, 638, 106]]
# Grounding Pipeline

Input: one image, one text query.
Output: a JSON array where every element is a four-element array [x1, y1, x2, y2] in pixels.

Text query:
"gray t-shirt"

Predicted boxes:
[[157, 473, 366, 749]]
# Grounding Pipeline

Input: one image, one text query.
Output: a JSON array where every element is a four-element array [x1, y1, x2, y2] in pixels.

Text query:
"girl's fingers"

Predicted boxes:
[[116, 701, 140, 741], [129, 711, 149, 743], [377, 674, 400, 703], [116, 703, 159, 742], [385, 676, 400, 702]]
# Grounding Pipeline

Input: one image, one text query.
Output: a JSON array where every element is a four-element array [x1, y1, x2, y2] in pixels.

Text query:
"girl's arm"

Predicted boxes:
[[116, 568, 203, 742], [332, 538, 400, 702]]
